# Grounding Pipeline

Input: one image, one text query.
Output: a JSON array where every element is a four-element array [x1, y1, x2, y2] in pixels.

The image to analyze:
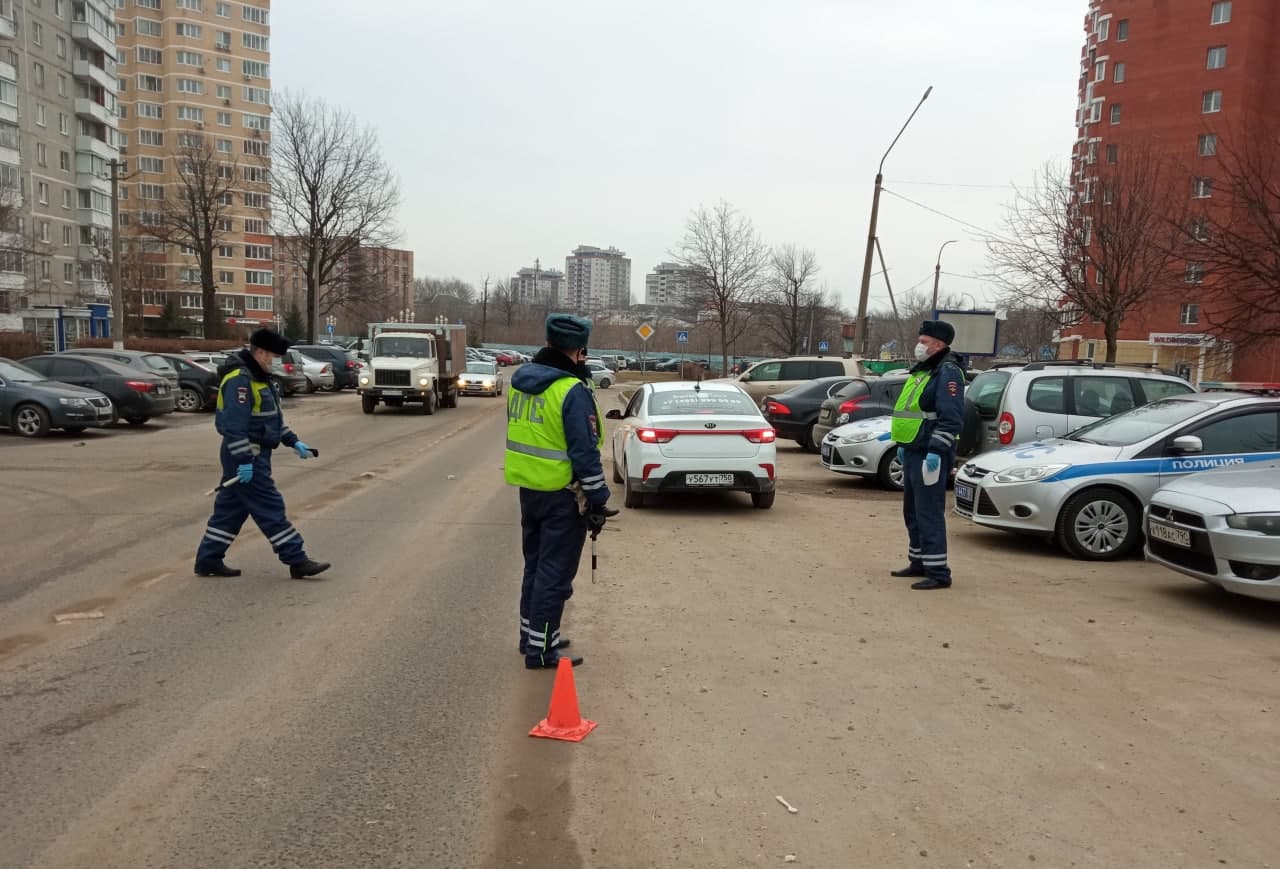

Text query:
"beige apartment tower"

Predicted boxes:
[[115, 0, 271, 335]]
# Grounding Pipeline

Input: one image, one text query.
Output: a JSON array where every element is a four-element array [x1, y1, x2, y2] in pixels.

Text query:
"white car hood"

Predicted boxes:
[[964, 439, 1126, 473], [1155, 462, 1280, 512], [827, 415, 892, 440]]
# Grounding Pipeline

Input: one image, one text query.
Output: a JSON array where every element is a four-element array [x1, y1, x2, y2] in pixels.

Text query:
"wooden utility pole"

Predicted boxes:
[[108, 159, 124, 350]]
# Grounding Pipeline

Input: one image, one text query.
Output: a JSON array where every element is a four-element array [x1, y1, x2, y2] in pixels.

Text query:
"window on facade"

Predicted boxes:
[[176, 23, 202, 39], [177, 79, 204, 95], [137, 0, 161, 9], [243, 192, 268, 209], [64, 262, 74, 283], [218, 244, 234, 257], [1190, 217, 1210, 242], [1113, 63, 1125, 83], [215, 31, 231, 49], [1184, 263, 1205, 284], [137, 47, 162, 65], [37, 182, 49, 204], [136, 17, 161, 36], [243, 166, 269, 184], [1105, 143, 1118, 164], [176, 50, 202, 65], [1116, 19, 1129, 40], [138, 129, 164, 146], [244, 218, 266, 234], [216, 139, 232, 153], [138, 156, 164, 173], [177, 106, 204, 122], [1094, 61, 1105, 82], [217, 112, 231, 126], [243, 87, 270, 105], [1210, 1, 1231, 25], [216, 58, 231, 73], [139, 183, 164, 200], [33, 62, 45, 88], [1180, 303, 1200, 325], [136, 74, 162, 92], [243, 113, 270, 131], [245, 270, 273, 286], [59, 150, 70, 171], [245, 244, 272, 260], [216, 1, 230, 15], [137, 101, 163, 119], [218, 270, 234, 284], [216, 84, 231, 100], [243, 5, 268, 24], [56, 35, 67, 59], [1096, 17, 1109, 41], [1109, 104, 1121, 124], [1198, 134, 1217, 157], [243, 60, 269, 78], [1193, 177, 1213, 199], [1082, 177, 1096, 203], [177, 0, 204, 9], [1207, 46, 1227, 69], [1202, 90, 1222, 113], [242, 33, 269, 52]]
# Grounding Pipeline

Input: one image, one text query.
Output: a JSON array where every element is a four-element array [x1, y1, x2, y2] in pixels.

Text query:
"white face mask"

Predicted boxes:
[[914, 342, 930, 361]]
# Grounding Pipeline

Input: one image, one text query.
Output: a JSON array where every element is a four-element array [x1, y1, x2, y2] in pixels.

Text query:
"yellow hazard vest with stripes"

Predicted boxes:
[[505, 376, 604, 491], [890, 369, 938, 444], [216, 368, 273, 414]]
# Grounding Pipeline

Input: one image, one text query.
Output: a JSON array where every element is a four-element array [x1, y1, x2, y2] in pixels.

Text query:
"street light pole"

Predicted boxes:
[[109, 159, 124, 350], [931, 239, 959, 313], [851, 85, 933, 357]]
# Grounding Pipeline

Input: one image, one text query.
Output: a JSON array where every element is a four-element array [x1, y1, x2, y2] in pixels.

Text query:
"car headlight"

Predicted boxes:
[[991, 464, 1071, 484], [483, 379, 494, 387], [1225, 513, 1280, 535], [59, 397, 88, 407], [838, 431, 882, 445], [359, 375, 371, 386], [419, 377, 430, 387]]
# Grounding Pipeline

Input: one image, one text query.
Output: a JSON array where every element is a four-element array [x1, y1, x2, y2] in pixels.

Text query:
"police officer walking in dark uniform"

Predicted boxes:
[[890, 320, 966, 590], [505, 314, 613, 669], [194, 328, 330, 580]]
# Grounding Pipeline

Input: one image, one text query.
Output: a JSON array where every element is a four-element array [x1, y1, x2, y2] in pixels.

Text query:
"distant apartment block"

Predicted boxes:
[[563, 245, 630, 312], [511, 264, 563, 306], [0, 0, 121, 348], [274, 239, 413, 337], [644, 262, 702, 309]]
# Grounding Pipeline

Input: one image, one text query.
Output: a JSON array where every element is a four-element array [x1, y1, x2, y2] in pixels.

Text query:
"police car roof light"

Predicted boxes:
[[1199, 381, 1280, 395]]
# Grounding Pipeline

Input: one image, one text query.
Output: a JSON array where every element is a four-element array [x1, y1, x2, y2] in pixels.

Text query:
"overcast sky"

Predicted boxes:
[[275, 0, 1085, 315]]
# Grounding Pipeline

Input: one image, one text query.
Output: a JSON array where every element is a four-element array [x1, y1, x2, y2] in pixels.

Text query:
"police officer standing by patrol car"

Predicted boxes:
[[506, 314, 613, 669], [194, 328, 330, 580], [890, 320, 965, 590]]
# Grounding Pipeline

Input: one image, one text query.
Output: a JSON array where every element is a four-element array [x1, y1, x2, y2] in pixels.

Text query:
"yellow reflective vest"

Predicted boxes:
[[890, 369, 938, 444], [505, 376, 604, 491]]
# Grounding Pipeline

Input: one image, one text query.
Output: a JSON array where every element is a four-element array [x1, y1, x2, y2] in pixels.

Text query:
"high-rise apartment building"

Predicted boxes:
[[273, 240, 413, 338], [644, 262, 701, 309], [511, 263, 562, 306], [1058, 0, 1280, 382], [563, 245, 630, 312], [115, 0, 272, 336], [0, 0, 120, 348]]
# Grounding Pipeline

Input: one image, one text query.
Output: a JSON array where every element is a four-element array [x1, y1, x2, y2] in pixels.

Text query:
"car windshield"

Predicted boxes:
[[466, 362, 497, 375], [649, 389, 760, 417], [1067, 397, 1211, 446], [373, 337, 433, 358], [143, 354, 173, 372], [0, 359, 43, 382]]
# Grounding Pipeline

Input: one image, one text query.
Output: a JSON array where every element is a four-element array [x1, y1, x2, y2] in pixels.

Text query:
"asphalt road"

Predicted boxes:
[[0, 391, 558, 868]]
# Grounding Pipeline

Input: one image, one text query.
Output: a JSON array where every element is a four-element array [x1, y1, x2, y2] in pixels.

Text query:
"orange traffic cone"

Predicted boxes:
[[529, 657, 598, 742]]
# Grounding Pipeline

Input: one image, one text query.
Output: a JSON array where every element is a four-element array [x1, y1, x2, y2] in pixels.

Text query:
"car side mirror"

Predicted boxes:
[[1171, 435, 1203, 454], [739, 372, 751, 382], [605, 409, 623, 420]]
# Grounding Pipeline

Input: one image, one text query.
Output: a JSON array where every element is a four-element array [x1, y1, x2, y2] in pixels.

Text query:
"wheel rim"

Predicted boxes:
[[1073, 499, 1129, 554], [16, 407, 41, 435], [177, 388, 200, 411], [889, 455, 904, 488]]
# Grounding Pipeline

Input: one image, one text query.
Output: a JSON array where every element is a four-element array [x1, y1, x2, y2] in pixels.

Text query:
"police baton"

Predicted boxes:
[[205, 447, 319, 496]]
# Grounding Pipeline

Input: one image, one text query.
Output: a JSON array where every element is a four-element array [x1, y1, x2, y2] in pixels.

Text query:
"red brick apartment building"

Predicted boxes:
[[1058, 0, 1280, 383]]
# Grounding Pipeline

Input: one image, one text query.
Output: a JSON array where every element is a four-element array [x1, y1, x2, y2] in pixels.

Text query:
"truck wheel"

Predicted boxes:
[[361, 395, 377, 415], [422, 389, 435, 415]]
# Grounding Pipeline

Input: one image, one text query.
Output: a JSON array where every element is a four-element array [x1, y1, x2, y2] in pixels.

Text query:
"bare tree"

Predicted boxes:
[[997, 305, 1060, 360], [987, 151, 1188, 362], [670, 201, 770, 373], [495, 279, 519, 328], [1178, 124, 1280, 345], [478, 275, 490, 344], [760, 244, 820, 355], [273, 91, 401, 343], [149, 138, 239, 338], [414, 276, 476, 306]]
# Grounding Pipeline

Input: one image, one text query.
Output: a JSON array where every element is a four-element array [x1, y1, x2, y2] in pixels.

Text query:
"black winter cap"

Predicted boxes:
[[919, 320, 955, 345], [249, 328, 290, 355]]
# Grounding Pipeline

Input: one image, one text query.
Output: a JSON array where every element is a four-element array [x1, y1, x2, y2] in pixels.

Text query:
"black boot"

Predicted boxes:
[[525, 652, 583, 670], [289, 559, 331, 579], [911, 577, 952, 590], [890, 565, 925, 577], [194, 561, 241, 577]]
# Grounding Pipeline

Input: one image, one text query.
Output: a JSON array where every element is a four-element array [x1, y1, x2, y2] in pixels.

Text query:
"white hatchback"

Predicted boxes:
[[605, 381, 778, 509]]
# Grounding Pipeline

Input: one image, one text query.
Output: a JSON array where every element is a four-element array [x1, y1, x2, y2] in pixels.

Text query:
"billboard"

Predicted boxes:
[[932, 309, 1000, 357]]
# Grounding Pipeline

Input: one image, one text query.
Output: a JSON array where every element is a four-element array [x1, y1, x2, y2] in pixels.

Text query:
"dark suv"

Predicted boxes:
[[291, 344, 358, 389], [811, 374, 909, 446]]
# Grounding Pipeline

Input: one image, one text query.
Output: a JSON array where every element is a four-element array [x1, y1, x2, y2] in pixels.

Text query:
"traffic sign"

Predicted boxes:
[[636, 322, 654, 341], [676, 330, 689, 344], [818, 340, 829, 353], [326, 323, 335, 334]]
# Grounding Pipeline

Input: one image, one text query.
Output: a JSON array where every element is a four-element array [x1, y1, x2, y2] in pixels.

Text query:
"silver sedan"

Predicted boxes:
[[1145, 463, 1280, 601]]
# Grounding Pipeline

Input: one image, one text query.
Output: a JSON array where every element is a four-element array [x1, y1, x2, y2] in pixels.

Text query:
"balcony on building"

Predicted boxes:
[[71, 2, 117, 57], [0, 0, 14, 40], [73, 56, 117, 96], [78, 278, 111, 302], [78, 207, 112, 230], [74, 97, 114, 128], [76, 134, 115, 163]]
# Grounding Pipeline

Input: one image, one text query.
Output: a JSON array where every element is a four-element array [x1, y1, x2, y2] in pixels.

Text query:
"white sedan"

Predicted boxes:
[[605, 381, 777, 509]]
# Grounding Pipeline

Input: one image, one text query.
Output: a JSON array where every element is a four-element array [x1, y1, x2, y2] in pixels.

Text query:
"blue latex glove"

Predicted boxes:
[[896, 446, 905, 464], [293, 441, 313, 459], [236, 463, 254, 484], [925, 453, 941, 473]]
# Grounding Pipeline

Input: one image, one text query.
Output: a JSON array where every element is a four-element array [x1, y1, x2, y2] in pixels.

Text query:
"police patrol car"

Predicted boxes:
[[953, 390, 1280, 561]]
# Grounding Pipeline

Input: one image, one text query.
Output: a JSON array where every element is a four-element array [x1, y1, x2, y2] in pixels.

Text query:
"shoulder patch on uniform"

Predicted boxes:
[[236, 386, 249, 405], [947, 380, 958, 396], [588, 414, 599, 438]]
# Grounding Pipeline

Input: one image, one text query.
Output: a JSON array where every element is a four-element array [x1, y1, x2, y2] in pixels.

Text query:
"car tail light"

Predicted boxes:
[[283, 362, 295, 374], [125, 379, 155, 393], [637, 427, 676, 444], [997, 412, 1015, 445], [346, 360, 355, 369], [766, 400, 791, 417], [837, 398, 864, 415], [743, 428, 777, 444], [321, 365, 331, 374]]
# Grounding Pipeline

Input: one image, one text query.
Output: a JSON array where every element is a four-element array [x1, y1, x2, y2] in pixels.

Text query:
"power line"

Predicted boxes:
[[880, 188, 1002, 239], [889, 179, 1016, 190]]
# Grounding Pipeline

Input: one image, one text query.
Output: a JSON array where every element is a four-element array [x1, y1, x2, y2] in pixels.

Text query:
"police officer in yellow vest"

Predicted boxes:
[[194, 328, 330, 580], [890, 320, 965, 590], [506, 314, 612, 669]]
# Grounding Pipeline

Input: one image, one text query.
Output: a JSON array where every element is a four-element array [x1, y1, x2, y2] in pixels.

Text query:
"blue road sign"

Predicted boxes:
[[326, 323, 335, 334], [676, 330, 689, 344], [818, 340, 829, 353]]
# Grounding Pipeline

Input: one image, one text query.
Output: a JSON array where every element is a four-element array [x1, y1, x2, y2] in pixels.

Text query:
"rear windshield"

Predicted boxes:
[[1067, 398, 1211, 446], [648, 389, 760, 417], [833, 379, 871, 400], [143, 354, 173, 372], [968, 370, 1011, 418]]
